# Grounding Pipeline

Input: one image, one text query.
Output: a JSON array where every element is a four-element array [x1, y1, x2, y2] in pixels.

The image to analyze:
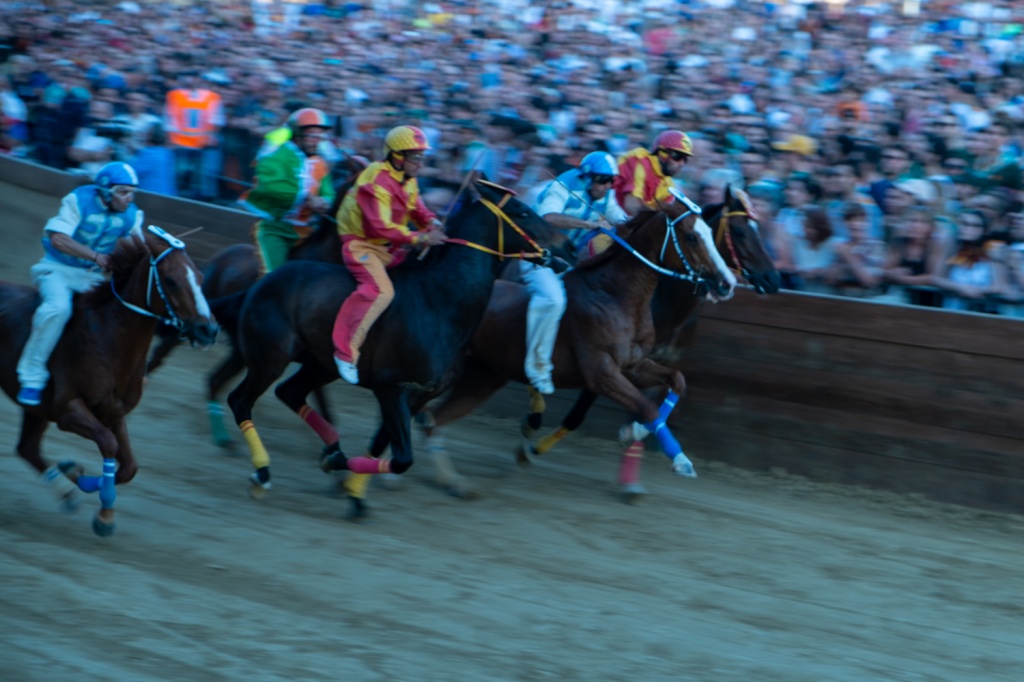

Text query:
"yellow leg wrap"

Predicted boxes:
[[535, 426, 570, 455], [345, 473, 372, 499], [240, 420, 271, 470], [528, 387, 547, 415]]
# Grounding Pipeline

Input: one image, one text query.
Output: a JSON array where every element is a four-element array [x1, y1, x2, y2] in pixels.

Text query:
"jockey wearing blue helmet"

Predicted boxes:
[[518, 151, 629, 395], [15, 161, 144, 406]]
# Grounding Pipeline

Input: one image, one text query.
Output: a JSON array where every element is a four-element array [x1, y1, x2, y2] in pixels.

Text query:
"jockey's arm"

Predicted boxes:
[[542, 212, 600, 232], [47, 231, 104, 264]]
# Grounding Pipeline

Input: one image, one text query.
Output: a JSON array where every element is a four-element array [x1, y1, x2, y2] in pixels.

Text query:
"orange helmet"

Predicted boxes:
[[383, 125, 430, 156], [650, 129, 694, 157], [288, 107, 330, 134]]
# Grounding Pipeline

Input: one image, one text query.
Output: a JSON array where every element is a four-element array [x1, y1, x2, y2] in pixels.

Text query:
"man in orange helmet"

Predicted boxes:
[[615, 129, 694, 216], [240, 107, 335, 273], [331, 124, 446, 384]]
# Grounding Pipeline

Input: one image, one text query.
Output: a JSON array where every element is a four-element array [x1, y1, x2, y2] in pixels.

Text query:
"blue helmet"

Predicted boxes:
[[578, 152, 618, 179], [95, 162, 139, 200]]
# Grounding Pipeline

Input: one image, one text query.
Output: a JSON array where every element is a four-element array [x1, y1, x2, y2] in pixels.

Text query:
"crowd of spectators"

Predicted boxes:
[[2, 0, 1024, 315]]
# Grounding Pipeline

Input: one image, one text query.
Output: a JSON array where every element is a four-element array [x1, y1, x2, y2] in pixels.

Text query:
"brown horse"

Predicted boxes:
[[407, 191, 737, 498], [144, 155, 369, 443], [0, 226, 217, 536], [510, 185, 780, 501]]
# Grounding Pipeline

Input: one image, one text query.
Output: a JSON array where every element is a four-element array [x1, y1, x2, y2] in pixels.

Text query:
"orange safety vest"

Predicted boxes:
[[165, 89, 222, 149]]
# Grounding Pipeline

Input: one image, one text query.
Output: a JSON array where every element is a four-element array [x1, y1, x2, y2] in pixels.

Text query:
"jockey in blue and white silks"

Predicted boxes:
[[523, 152, 628, 395], [16, 162, 145, 406]]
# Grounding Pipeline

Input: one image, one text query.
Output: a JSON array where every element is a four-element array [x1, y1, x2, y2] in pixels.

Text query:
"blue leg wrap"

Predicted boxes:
[[99, 459, 117, 510], [644, 417, 683, 461], [658, 390, 680, 422], [77, 475, 101, 493]]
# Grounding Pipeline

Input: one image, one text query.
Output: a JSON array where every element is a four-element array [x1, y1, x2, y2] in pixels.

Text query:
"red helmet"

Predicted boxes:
[[288, 108, 330, 134], [650, 130, 694, 157]]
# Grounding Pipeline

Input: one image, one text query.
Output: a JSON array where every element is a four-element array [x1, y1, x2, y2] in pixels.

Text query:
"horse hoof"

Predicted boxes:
[[213, 435, 234, 449], [92, 515, 116, 537], [58, 460, 84, 480], [620, 484, 648, 505], [346, 496, 370, 522], [319, 445, 347, 473], [60, 491, 82, 516], [249, 472, 272, 500], [514, 443, 533, 466], [443, 482, 478, 500]]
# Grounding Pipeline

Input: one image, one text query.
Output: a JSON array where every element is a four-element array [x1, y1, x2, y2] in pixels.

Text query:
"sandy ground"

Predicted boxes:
[[1, 184, 1023, 682]]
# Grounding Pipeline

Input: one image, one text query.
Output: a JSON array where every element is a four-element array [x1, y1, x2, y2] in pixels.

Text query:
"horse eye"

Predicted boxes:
[[686, 233, 698, 245], [733, 229, 746, 242], [164, 278, 179, 291]]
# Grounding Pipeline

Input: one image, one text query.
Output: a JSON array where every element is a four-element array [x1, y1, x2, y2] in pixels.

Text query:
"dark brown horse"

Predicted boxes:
[[144, 155, 370, 443], [395, 191, 737, 500], [0, 226, 217, 536], [518, 186, 780, 500], [145, 225, 341, 445], [226, 180, 571, 518]]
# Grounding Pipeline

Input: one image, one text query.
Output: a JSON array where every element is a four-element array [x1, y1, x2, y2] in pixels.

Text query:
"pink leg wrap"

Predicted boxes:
[[346, 456, 392, 475], [299, 405, 339, 445], [618, 441, 644, 485]]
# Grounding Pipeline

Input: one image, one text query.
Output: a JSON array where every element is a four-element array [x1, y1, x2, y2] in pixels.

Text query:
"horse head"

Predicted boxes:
[[125, 226, 219, 347], [706, 185, 781, 295], [458, 179, 574, 270], [658, 189, 737, 301]]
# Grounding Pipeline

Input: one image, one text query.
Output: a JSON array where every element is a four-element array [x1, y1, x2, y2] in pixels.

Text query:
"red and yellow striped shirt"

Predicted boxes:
[[336, 161, 436, 248], [614, 147, 675, 210]]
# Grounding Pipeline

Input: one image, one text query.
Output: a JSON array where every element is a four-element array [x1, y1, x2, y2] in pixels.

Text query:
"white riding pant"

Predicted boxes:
[[520, 261, 566, 384], [17, 260, 105, 390]]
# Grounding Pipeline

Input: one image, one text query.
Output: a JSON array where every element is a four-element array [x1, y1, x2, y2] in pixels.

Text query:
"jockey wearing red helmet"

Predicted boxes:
[[614, 129, 694, 216], [330, 125, 446, 385], [241, 107, 335, 273]]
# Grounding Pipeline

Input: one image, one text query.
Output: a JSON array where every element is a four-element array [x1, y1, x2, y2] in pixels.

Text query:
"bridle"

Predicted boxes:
[[594, 190, 708, 284], [443, 191, 551, 264], [111, 226, 190, 331]]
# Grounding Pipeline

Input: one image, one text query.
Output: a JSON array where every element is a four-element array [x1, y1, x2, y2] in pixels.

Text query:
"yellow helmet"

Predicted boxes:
[[383, 125, 430, 156]]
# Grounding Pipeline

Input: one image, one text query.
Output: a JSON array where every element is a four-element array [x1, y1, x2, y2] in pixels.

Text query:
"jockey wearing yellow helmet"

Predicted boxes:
[[331, 125, 446, 384], [240, 107, 335, 273], [614, 129, 694, 216]]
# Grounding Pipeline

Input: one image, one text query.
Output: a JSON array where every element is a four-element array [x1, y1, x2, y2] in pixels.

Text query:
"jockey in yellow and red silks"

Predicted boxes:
[[614, 129, 694, 216], [331, 125, 446, 385]]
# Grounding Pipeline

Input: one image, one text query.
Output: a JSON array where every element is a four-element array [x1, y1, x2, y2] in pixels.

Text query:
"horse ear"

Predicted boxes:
[[467, 179, 482, 203], [724, 184, 734, 203]]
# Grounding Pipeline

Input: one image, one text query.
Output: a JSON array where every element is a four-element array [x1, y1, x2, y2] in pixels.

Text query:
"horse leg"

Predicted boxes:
[[420, 361, 508, 497], [341, 385, 412, 519], [145, 331, 180, 376], [617, 358, 695, 479], [15, 412, 80, 515], [54, 399, 122, 536], [274, 363, 342, 463], [531, 389, 599, 457], [312, 386, 334, 426], [206, 346, 246, 448], [227, 352, 291, 499]]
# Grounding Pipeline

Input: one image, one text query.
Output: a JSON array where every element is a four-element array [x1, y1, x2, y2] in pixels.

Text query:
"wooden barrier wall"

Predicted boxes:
[[1, 157, 1021, 514]]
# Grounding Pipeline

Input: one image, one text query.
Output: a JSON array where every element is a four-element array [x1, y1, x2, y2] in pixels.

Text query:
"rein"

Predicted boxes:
[[110, 226, 189, 331], [715, 209, 749, 278], [594, 198, 706, 283], [443, 194, 549, 262]]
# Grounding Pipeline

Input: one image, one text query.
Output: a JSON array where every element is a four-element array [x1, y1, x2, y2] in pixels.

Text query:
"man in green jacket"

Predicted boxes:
[[240, 107, 335, 272]]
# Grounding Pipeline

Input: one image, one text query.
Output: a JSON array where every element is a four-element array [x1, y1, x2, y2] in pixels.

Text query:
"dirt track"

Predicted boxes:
[[1, 184, 1023, 681]]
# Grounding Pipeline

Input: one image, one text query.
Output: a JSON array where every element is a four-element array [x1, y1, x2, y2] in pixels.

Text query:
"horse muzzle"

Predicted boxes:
[[749, 270, 782, 295], [186, 320, 220, 348]]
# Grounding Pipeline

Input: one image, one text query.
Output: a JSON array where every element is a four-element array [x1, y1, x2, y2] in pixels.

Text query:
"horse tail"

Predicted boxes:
[[208, 290, 247, 344]]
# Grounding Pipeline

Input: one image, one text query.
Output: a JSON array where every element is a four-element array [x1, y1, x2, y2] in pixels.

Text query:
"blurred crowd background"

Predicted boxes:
[[1, 0, 1023, 314]]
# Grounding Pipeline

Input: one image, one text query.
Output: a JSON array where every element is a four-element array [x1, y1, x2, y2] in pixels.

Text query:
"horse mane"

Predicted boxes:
[[572, 209, 660, 272], [77, 233, 149, 308]]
